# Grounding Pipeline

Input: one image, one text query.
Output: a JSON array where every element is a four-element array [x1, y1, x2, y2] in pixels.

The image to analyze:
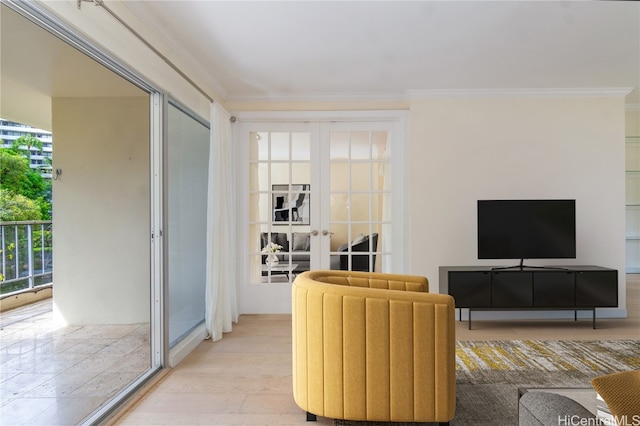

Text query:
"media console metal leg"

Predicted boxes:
[[593, 308, 596, 329], [468, 309, 472, 330]]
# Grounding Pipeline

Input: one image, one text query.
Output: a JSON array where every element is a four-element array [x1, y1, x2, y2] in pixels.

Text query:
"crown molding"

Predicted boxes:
[[225, 88, 637, 104], [407, 88, 634, 99], [232, 109, 409, 123], [224, 91, 408, 103]]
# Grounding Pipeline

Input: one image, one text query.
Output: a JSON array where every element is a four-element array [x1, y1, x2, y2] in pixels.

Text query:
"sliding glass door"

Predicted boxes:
[[166, 101, 210, 347], [0, 3, 167, 425]]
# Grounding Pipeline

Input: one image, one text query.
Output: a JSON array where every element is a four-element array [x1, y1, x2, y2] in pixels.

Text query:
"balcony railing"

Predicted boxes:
[[0, 221, 53, 295]]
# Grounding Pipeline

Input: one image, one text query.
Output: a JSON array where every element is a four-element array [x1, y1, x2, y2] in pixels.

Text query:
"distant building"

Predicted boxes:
[[0, 119, 53, 179]]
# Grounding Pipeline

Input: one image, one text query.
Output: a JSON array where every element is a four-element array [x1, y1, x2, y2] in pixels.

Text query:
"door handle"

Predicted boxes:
[[310, 230, 319, 236], [322, 230, 332, 236]]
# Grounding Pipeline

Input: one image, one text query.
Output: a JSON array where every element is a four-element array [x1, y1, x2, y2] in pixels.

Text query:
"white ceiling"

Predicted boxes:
[[123, 0, 640, 102], [2, 0, 639, 131]]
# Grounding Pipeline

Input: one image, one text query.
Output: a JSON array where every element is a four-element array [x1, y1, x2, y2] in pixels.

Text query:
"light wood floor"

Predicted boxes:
[[113, 275, 639, 426]]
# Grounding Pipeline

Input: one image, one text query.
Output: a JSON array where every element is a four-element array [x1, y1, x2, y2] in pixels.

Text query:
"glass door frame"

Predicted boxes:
[[235, 111, 408, 314], [3, 2, 167, 424]]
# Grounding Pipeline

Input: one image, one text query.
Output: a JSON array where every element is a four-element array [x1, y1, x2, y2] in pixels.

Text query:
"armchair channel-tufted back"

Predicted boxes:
[[292, 270, 456, 424]]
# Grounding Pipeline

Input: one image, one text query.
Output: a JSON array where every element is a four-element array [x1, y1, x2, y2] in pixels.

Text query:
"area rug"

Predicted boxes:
[[333, 340, 640, 426]]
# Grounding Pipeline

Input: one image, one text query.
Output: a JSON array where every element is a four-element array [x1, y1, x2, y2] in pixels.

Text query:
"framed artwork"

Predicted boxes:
[[272, 184, 310, 225]]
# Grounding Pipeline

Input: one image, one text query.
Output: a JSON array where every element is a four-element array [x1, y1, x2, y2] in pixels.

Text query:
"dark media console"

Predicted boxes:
[[439, 265, 618, 329]]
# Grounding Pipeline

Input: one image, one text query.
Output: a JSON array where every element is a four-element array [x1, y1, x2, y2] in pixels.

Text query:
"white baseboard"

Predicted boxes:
[[168, 323, 208, 367]]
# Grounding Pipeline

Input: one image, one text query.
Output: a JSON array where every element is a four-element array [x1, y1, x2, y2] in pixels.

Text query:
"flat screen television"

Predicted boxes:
[[477, 199, 576, 264]]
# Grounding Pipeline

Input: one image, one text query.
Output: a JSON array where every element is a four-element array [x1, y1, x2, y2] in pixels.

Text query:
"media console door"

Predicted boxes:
[[492, 271, 532, 307], [439, 266, 618, 329], [533, 271, 575, 308], [575, 270, 618, 308], [447, 271, 491, 308]]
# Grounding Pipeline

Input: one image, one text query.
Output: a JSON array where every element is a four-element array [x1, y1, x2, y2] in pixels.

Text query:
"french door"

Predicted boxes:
[[240, 116, 405, 313]]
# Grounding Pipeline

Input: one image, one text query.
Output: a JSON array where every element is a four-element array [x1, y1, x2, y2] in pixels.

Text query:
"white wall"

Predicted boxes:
[[408, 96, 627, 312], [52, 96, 150, 324]]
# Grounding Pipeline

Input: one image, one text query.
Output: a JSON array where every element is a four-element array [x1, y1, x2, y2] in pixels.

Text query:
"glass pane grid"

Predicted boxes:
[[253, 127, 392, 278], [250, 130, 311, 284], [329, 130, 389, 273]]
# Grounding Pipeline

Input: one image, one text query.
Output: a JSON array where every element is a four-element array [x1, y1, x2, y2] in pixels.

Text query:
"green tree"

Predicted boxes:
[[11, 134, 43, 161], [1, 137, 51, 220], [0, 149, 31, 191], [0, 189, 42, 221]]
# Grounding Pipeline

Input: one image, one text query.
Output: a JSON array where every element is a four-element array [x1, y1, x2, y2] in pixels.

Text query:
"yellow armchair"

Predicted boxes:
[[292, 270, 456, 424]]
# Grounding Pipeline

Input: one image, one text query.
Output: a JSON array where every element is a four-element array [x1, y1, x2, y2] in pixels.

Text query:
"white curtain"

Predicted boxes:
[[205, 103, 238, 341]]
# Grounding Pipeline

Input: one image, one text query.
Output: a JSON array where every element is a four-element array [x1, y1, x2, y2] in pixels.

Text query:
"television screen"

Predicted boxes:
[[477, 199, 576, 260]]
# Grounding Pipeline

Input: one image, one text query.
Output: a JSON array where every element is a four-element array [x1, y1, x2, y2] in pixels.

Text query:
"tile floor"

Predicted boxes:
[[0, 299, 150, 426], [113, 275, 639, 426]]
